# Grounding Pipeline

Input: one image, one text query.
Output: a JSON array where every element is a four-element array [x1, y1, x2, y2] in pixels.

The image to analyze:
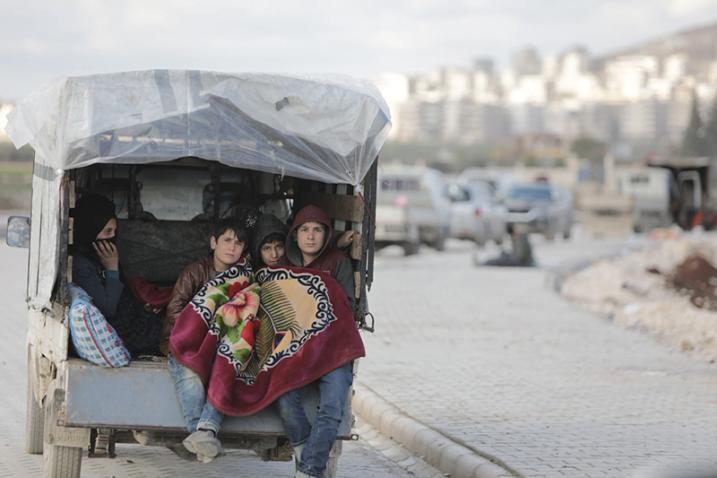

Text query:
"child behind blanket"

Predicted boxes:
[[162, 219, 249, 463]]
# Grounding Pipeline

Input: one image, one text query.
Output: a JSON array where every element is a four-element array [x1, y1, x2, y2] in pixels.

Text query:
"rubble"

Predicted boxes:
[[668, 255, 717, 310], [561, 233, 717, 362]]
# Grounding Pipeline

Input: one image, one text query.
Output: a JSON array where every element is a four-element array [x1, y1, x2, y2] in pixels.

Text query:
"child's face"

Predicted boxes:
[[211, 229, 245, 268], [95, 218, 117, 240], [260, 239, 285, 266], [296, 221, 326, 257]]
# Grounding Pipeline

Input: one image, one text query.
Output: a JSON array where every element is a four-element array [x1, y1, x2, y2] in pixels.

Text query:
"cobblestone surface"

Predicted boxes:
[[4, 229, 717, 478], [360, 237, 717, 478], [0, 244, 423, 478]]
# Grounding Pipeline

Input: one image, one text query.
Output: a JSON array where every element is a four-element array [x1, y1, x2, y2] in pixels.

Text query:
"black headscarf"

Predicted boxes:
[[73, 193, 117, 256]]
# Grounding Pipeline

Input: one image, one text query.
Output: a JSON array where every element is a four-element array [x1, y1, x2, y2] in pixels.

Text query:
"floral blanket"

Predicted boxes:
[[169, 261, 366, 416]]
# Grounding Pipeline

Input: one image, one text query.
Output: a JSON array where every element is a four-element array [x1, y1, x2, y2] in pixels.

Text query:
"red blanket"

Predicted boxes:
[[169, 262, 365, 416]]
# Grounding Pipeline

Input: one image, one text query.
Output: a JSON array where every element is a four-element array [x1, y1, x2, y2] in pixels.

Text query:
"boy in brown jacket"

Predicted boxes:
[[163, 219, 248, 463]]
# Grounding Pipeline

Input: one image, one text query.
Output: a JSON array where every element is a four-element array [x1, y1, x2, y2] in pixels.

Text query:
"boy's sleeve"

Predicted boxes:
[[333, 256, 356, 314], [161, 265, 201, 354]]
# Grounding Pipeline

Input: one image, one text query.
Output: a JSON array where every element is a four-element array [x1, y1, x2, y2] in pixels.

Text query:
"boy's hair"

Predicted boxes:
[[261, 232, 286, 248], [212, 219, 248, 244]]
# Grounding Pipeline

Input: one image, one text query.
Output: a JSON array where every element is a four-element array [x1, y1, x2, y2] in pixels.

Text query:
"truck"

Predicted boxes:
[[4, 70, 391, 478]]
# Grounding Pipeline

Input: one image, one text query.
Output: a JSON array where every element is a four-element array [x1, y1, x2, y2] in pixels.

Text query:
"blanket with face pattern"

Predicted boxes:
[[169, 262, 365, 416]]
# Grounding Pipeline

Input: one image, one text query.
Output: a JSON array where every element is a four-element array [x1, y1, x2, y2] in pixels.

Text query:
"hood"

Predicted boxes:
[[71, 193, 117, 259], [504, 198, 534, 211], [286, 205, 333, 267], [251, 214, 288, 266]]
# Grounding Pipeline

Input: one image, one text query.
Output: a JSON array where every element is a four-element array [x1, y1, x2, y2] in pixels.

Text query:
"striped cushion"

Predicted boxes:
[[68, 284, 131, 368]]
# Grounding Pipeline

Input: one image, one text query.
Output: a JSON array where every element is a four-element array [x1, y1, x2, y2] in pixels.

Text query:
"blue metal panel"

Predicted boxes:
[[64, 359, 351, 436]]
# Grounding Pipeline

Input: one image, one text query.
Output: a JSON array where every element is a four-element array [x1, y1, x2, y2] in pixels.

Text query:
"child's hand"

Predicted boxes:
[[94, 240, 119, 271], [337, 231, 355, 249]]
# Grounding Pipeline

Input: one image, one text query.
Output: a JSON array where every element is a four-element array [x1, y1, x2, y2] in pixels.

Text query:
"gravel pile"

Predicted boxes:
[[561, 230, 717, 362]]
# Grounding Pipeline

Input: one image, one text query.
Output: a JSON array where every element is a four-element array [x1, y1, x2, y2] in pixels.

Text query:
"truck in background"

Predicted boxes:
[[375, 165, 451, 255]]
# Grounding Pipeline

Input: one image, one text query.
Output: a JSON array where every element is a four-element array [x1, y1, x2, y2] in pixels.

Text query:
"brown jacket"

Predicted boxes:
[[160, 256, 218, 355]]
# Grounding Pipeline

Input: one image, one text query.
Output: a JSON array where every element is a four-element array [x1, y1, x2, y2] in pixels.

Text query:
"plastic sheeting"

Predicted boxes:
[[27, 164, 63, 310], [7, 70, 391, 186]]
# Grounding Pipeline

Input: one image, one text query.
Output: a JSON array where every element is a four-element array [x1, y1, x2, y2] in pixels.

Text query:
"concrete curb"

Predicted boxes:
[[543, 241, 647, 293], [353, 383, 518, 478]]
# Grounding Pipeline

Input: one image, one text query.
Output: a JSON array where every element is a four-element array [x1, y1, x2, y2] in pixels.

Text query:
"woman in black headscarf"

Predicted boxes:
[[72, 193, 162, 356]]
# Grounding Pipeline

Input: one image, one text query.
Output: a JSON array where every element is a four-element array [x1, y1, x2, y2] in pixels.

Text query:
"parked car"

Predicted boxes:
[[375, 165, 451, 254], [503, 182, 573, 240], [459, 168, 518, 196], [447, 181, 507, 246]]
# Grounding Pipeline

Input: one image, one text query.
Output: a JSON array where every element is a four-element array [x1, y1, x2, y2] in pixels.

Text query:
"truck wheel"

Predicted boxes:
[[43, 389, 83, 478], [324, 456, 339, 478], [432, 231, 446, 251], [324, 440, 341, 478], [26, 373, 44, 454], [43, 444, 82, 478], [403, 241, 419, 256]]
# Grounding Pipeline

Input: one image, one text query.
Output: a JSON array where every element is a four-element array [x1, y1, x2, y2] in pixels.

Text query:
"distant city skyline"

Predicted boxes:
[[1, 0, 716, 100]]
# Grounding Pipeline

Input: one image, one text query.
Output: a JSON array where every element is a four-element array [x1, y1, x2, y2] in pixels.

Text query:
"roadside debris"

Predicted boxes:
[[667, 254, 717, 310], [561, 235, 717, 362]]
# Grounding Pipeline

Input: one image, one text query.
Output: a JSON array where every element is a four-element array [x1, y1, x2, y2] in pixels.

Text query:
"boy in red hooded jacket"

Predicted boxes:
[[277, 204, 356, 478]]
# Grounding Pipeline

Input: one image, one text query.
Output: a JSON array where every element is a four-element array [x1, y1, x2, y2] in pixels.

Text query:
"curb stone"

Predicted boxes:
[[353, 383, 519, 478], [543, 241, 646, 293]]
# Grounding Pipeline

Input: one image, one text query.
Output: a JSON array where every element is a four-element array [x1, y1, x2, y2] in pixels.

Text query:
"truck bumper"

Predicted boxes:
[[63, 358, 352, 438]]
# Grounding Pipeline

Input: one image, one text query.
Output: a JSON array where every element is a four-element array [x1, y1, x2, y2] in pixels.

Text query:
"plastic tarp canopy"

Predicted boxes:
[[7, 70, 392, 187]]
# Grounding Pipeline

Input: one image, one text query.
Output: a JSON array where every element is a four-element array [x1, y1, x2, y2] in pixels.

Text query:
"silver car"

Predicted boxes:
[[503, 183, 573, 240], [447, 181, 507, 246]]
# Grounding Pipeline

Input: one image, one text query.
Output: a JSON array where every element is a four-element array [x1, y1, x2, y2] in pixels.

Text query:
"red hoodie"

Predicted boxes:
[[285, 204, 355, 308]]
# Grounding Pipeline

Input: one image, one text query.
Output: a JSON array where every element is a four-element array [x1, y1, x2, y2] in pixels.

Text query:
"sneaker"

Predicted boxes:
[[196, 452, 216, 464], [182, 429, 223, 459], [132, 430, 154, 446], [166, 443, 196, 461]]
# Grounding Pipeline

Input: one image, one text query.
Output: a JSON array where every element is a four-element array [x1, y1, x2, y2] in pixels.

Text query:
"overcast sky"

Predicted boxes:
[[1, 0, 716, 100]]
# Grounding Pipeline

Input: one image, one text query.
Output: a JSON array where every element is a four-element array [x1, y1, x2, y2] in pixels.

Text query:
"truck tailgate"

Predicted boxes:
[[64, 358, 351, 437]]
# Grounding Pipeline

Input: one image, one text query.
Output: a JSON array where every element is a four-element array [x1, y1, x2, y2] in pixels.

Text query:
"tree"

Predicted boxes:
[[704, 94, 717, 158], [681, 93, 709, 157], [570, 136, 606, 162]]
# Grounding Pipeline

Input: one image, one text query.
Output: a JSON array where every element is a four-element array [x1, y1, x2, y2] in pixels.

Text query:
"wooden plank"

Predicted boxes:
[[350, 231, 363, 260], [294, 191, 364, 223]]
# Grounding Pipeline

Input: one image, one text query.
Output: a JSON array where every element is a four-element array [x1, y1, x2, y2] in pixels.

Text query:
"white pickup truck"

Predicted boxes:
[[375, 165, 451, 255]]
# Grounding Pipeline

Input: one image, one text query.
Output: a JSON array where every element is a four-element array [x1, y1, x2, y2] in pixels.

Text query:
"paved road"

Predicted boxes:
[[3, 228, 716, 477], [361, 235, 717, 478], [0, 242, 439, 478]]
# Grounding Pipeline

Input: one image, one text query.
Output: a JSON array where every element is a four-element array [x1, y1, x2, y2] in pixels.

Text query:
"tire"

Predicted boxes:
[[562, 229, 571, 240], [324, 455, 339, 478], [43, 389, 83, 478], [26, 373, 44, 454], [432, 230, 446, 252], [403, 241, 419, 256], [324, 440, 341, 478], [43, 444, 82, 478]]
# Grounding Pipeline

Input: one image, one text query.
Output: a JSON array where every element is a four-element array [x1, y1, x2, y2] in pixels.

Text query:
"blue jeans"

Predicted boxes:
[[276, 362, 353, 477], [167, 355, 223, 434]]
